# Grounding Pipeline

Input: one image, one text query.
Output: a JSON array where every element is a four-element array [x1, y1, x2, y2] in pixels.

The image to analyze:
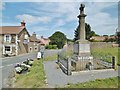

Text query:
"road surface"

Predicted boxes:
[[0, 50, 60, 89]]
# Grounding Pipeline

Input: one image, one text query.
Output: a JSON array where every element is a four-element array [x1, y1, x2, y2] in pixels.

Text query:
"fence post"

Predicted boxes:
[[112, 56, 117, 70], [67, 58, 71, 75], [57, 54, 59, 63]]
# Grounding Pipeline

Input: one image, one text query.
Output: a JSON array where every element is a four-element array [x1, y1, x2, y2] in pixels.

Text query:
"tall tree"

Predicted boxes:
[[116, 32, 120, 44], [49, 31, 67, 49], [74, 23, 97, 41]]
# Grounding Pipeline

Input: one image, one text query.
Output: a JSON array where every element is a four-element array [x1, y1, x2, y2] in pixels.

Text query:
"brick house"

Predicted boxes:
[[0, 21, 40, 57], [39, 36, 50, 46], [90, 36, 106, 41], [28, 32, 40, 52], [90, 36, 116, 42]]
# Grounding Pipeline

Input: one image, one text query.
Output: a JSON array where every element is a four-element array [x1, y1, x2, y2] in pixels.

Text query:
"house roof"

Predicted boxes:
[[0, 26, 25, 34], [39, 38, 50, 45], [29, 36, 39, 42], [90, 36, 106, 41]]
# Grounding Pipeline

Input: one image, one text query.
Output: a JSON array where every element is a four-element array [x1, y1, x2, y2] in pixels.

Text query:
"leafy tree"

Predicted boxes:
[[74, 23, 98, 41], [103, 35, 108, 37], [74, 25, 79, 41], [49, 31, 67, 49], [116, 32, 120, 44]]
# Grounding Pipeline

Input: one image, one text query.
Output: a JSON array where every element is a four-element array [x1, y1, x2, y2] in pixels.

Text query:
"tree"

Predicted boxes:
[[116, 32, 120, 44], [49, 31, 67, 49], [103, 35, 108, 37], [74, 23, 98, 41]]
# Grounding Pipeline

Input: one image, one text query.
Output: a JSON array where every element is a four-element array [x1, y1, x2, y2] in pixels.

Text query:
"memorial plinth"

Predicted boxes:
[[72, 4, 93, 71]]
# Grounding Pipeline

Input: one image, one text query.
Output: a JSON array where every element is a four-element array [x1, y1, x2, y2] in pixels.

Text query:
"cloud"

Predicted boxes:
[[16, 14, 51, 24], [85, 2, 118, 35], [50, 2, 117, 36], [53, 19, 66, 28], [3, 2, 118, 39]]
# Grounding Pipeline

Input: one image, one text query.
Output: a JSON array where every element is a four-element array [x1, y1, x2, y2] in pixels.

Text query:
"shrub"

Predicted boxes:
[[45, 45, 57, 49]]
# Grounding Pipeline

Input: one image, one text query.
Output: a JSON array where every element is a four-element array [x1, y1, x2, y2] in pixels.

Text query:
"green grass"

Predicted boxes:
[[91, 47, 119, 64], [13, 54, 57, 88], [66, 77, 119, 88], [14, 60, 46, 88], [44, 54, 57, 61]]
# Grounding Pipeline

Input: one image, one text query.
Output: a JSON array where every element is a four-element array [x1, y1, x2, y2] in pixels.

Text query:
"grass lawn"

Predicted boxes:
[[14, 59, 46, 88], [66, 77, 119, 88], [44, 54, 57, 61], [13, 46, 120, 88], [13, 53, 57, 88], [91, 46, 120, 64]]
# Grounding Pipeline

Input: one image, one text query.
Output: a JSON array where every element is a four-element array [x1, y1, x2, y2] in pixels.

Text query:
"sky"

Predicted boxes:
[[0, 1, 119, 39]]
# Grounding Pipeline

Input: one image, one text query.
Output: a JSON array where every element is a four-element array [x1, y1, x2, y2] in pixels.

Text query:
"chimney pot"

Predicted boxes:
[[21, 20, 26, 27], [32, 32, 36, 38]]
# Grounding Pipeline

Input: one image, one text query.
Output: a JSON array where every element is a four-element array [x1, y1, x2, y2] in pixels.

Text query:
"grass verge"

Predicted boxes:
[[44, 54, 57, 61], [66, 77, 119, 88], [91, 47, 120, 64], [14, 59, 46, 88]]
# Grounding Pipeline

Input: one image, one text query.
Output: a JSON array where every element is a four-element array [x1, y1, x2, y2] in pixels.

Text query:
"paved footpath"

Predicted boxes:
[[44, 60, 119, 87]]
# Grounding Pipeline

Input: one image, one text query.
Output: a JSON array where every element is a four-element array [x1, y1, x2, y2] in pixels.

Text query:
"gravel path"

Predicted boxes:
[[44, 60, 118, 87]]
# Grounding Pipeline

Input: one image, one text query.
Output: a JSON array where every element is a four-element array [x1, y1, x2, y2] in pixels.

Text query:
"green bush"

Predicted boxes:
[[45, 45, 57, 49]]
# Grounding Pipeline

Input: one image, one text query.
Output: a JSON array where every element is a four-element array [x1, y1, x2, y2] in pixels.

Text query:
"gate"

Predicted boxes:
[[57, 46, 72, 75]]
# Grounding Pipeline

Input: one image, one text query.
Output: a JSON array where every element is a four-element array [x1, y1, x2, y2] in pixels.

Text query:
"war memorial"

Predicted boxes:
[[57, 3, 116, 75], [71, 4, 93, 71]]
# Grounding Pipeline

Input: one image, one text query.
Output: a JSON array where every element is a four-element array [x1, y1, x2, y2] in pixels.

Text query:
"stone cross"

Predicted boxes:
[[78, 4, 87, 41]]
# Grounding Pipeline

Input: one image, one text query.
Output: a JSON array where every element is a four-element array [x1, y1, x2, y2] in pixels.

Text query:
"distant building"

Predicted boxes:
[[0, 21, 40, 57], [90, 36, 106, 41], [28, 32, 40, 53], [39, 36, 50, 46], [90, 35, 116, 42]]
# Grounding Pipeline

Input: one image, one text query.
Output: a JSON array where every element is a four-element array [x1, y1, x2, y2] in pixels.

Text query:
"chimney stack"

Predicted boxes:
[[41, 36, 43, 39], [32, 32, 36, 38], [21, 20, 26, 27]]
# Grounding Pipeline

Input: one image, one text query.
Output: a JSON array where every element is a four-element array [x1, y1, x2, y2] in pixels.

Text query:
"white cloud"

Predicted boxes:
[[54, 19, 66, 28], [3, 2, 118, 39], [85, 2, 118, 35], [16, 14, 51, 24], [51, 2, 118, 35]]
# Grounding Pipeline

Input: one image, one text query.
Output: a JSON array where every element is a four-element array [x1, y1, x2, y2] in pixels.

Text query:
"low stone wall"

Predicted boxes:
[[90, 42, 113, 49]]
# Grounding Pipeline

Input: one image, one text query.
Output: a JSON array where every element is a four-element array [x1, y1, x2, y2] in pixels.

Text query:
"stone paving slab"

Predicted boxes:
[[44, 60, 118, 87]]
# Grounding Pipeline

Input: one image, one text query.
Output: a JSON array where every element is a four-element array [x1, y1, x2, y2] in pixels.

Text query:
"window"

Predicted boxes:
[[5, 46, 10, 51], [30, 47, 32, 51], [6, 35, 10, 42], [4, 35, 11, 42], [35, 47, 37, 51], [11, 37, 15, 43], [23, 39, 28, 44]]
